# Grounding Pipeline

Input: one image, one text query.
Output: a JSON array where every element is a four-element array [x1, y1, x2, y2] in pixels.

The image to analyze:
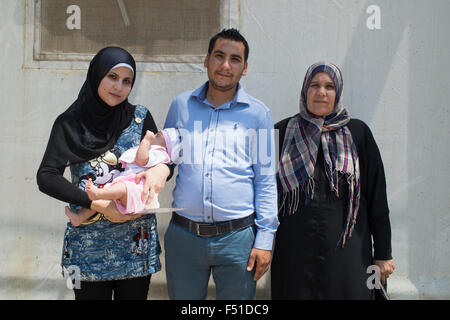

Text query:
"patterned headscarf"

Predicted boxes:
[[278, 62, 360, 248]]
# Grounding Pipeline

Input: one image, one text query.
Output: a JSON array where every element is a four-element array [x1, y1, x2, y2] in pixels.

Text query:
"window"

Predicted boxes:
[[34, 0, 231, 63]]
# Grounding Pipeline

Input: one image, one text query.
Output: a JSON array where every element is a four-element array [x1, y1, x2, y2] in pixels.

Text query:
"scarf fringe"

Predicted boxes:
[[335, 174, 360, 249], [325, 166, 341, 198], [278, 177, 314, 216]]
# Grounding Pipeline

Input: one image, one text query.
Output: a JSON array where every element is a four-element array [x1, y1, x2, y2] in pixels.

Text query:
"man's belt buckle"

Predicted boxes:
[[196, 223, 220, 237]]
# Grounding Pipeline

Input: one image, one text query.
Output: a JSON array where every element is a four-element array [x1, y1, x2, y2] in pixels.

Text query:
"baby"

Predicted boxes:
[[65, 128, 181, 226]]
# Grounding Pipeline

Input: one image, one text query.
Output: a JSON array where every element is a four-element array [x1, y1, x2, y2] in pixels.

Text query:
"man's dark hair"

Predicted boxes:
[[208, 28, 249, 62]]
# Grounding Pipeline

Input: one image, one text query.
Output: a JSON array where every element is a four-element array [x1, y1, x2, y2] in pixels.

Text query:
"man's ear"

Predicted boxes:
[[204, 54, 210, 69], [242, 61, 248, 77]]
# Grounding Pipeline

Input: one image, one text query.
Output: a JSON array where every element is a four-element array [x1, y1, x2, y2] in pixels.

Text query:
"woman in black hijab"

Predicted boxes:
[[271, 62, 394, 300], [37, 47, 170, 300]]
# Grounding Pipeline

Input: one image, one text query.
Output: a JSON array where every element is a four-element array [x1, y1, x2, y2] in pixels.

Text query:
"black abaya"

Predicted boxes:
[[271, 117, 392, 300]]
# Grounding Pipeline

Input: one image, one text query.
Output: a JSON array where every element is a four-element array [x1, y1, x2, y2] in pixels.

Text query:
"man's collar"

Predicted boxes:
[[191, 81, 250, 108]]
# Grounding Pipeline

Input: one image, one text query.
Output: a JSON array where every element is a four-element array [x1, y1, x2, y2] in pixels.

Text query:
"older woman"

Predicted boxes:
[[271, 62, 394, 299]]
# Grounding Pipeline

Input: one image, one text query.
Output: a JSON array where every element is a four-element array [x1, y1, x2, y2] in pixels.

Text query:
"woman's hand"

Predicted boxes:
[[136, 163, 170, 205], [374, 259, 395, 285], [90, 199, 142, 223]]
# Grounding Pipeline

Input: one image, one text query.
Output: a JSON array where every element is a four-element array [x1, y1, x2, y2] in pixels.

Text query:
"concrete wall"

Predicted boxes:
[[0, 0, 449, 299]]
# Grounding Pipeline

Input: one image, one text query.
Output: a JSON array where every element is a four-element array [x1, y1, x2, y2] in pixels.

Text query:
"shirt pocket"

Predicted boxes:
[[215, 122, 254, 168]]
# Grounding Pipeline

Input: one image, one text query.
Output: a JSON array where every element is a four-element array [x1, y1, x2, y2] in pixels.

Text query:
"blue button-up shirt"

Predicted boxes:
[[164, 82, 279, 250]]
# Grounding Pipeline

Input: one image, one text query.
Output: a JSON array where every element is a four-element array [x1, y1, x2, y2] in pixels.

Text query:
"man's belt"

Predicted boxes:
[[172, 213, 255, 237]]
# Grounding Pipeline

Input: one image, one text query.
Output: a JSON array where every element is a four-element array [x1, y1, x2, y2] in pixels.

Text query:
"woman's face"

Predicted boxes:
[[97, 67, 134, 107], [306, 72, 336, 117]]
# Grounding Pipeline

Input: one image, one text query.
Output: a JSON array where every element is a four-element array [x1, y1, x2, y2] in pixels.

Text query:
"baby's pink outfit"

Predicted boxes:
[[109, 145, 170, 214]]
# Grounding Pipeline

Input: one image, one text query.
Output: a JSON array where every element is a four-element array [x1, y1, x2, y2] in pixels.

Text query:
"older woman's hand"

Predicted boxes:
[[374, 259, 395, 285], [136, 163, 170, 205]]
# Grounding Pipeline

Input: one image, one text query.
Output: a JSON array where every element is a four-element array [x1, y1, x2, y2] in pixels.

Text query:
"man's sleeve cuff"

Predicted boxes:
[[253, 230, 275, 251]]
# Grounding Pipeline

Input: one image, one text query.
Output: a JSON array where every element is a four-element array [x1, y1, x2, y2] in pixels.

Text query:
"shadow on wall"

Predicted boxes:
[[341, 0, 412, 294], [341, 0, 406, 121], [342, 0, 450, 298]]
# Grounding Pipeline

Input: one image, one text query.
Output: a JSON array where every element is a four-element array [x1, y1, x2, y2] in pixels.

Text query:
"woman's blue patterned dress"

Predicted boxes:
[[62, 105, 161, 281]]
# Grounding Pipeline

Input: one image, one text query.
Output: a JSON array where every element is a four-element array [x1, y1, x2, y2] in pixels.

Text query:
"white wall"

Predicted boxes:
[[0, 0, 449, 299]]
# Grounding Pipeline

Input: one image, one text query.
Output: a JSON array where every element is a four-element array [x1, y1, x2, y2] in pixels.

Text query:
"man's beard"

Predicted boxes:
[[208, 68, 245, 92], [209, 79, 237, 92]]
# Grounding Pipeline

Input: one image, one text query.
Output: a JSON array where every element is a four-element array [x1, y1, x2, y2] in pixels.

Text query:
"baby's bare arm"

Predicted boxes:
[[135, 131, 154, 166], [135, 131, 167, 167]]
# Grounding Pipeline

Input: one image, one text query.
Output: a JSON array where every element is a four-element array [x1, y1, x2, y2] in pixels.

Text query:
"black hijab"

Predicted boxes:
[[42, 47, 137, 169]]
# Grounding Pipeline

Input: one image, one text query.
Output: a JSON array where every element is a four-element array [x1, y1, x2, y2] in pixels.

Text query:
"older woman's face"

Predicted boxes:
[[306, 72, 336, 117], [97, 67, 133, 107]]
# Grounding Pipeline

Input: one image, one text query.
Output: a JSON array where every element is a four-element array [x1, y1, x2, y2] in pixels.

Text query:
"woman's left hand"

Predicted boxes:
[[373, 259, 395, 285], [136, 163, 170, 205]]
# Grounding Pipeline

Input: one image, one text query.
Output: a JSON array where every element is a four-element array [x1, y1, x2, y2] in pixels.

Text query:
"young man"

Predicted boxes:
[[163, 28, 279, 299]]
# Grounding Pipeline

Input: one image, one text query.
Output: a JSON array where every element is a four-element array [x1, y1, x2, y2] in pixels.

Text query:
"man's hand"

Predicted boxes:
[[136, 163, 170, 205], [246, 248, 272, 281]]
